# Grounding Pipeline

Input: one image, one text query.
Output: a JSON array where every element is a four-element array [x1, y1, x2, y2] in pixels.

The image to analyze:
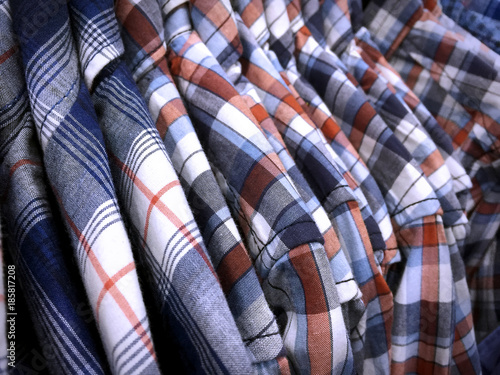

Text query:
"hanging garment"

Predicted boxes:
[[115, 0, 287, 371], [67, 0, 256, 373], [10, 0, 161, 373], [2, 0, 499, 373], [362, 0, 500, 346], [231, 5, 394, 372], [163, 2, 354, 373], [0, 3, 110, 373]]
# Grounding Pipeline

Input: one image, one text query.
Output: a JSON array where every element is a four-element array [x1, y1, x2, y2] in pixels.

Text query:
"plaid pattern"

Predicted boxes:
[[233, 12, 397, 374], [303, 0, 482, 371], [0, 3, 111, 374], [202, 1, 366, 366], [314, 0, 472, 206], [339, 28, 481, 375], [348, 29, 484, 374], [363, 0, 500, 344], [10, 0, 162, 373], [269, 0, 473, 372], [68, 0, 255, 373], [341, 37, 469, 249], [244, 87, 366, 334], [223, 3, 364, 325], [115, 0, 288, 371], [308, 0, 475, 213], [314, 1, 482, 370], [234, 68, 361, 374], [283, 70, 401, 269], [192, 0, 395, 371], [163, 3, 354, 373], [439, 0, 500, 55], [352, 28, 474, 209], [431, 11, 500, 74], [255, 0, 399, 268], [301, 0, 354, 56]]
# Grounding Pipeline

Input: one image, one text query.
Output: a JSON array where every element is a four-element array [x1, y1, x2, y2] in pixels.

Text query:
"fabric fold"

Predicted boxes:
[[10, 0, 161, 373], [163, 2, 353, 372], [67, 0, 255, 373], [115, 0, 288, 371]]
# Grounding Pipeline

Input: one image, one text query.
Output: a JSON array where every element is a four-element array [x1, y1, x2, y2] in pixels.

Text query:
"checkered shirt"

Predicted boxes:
[[67, 0, 257, 373], [9, 0, 165, 372], [0, 2, 114, 373], [322, 8, 480, 373], [256, 0, 400, 269], [209, 2, 368, 364], [316, 0, 483, 371], [233, 11, 400, 374], [263, 0, 473, 372], [115, 0, 289, 371], [352, 27, 474, 208], [363, 0, 500, 345], [162, 1, 357, 372]]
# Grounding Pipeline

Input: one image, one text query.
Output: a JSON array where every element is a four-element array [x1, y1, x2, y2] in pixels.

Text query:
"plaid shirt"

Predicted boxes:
[[256, 0, 400, 270], [234, 68, 363, 373], [283, 70, 401, 269], [351, 27, 474, 209], [339, 38, 468, 242], [321, 0, 483, 371], [227, 16, 365, 331], [10, 0, 163, 373], [363, 0, 500, 345], [322, 5, 482, 373], [439, 0, 500, 55], [246, 87, 367, 335], [262, 0, 476, 372], [67, 0, 255, 373], [162, 2, 357, 373], [0, 2, 111, 374], [114, 0, 289, 371], [310, 0, 475, 211], [350, 33, 485, 375], [191, 0, 369, 368], [230, 7, 397, 373], [304, 0, 484, 372]]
